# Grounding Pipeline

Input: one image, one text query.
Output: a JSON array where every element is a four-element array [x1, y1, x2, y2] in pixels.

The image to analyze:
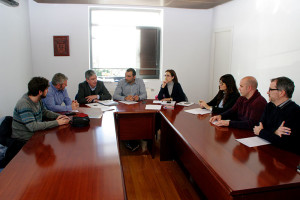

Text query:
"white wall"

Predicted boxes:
[[163, 8, 213, 102], [213, 0, 300, 103], [0, 0, 33, 117], [28, 1, 213, 102]]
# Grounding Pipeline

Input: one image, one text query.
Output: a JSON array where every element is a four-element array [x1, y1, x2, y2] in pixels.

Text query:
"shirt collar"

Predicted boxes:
[[50, 82, 60, 92], [278, 99, 291, 108], [88, 83, 97, 91]]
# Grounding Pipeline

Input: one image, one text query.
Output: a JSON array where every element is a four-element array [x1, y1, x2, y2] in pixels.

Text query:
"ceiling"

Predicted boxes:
[[34, 0, 232, 9]]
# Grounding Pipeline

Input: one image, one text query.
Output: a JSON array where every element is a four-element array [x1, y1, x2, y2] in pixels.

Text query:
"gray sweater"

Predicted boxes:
[[12, 94, 59, 140]]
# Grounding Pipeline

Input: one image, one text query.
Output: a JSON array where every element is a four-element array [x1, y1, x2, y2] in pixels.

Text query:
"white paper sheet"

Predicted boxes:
[[236, 136, 270, 147], [153, 100, 162, 104], [145, 105, 161, 110], [119, 101, 139, 105], [98, 100, 118, 106], [85, 103, 115, 112], [184, 108, 211, 115], [177, 102, 194, 107], [78, 107, 103, 118]]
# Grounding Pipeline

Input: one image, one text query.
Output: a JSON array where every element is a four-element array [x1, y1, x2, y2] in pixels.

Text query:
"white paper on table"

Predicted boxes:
[[85, 103, 114, 112], [145, 105, 161, 110], [119, 101, 139, 105], [236, 136, 270, 147], [153, 100, 162, 104], [86, 103, 103, 108], [184, 108, 211, 115], [177, 102, 194, 107], [78, 107, 103, 118], [98, 100, 118, 106]]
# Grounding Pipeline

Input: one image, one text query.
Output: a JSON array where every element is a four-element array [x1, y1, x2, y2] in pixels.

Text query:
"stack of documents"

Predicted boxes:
[[161, 101, 176, 109], [184, 108, 211, 115]]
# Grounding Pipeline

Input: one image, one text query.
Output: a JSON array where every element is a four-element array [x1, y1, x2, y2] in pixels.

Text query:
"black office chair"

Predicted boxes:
[[0, 116, 25, 168]]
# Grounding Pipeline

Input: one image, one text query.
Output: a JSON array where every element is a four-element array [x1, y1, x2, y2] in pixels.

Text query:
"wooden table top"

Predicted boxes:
[[0, 111, 125, 200], [160, 104, 300, 195]]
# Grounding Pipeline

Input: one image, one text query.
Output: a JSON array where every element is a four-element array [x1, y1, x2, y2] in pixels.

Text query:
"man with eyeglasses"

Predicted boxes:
[[43, 73, 79, 112], [253, 77, 300, 155], [210, 76, 267, 129]]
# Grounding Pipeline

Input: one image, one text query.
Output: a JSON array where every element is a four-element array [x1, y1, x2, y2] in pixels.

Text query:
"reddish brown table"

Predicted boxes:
[[160, 104, 300, 200], [0, 112, 125, 200], [114, 100, 157, 158]]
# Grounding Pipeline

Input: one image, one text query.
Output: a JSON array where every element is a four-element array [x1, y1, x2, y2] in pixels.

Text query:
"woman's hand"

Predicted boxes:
[[199, 100, 211, 110]]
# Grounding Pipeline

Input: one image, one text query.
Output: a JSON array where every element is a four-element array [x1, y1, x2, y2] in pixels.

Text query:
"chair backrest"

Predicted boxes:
[[0, 116, 13, 146]]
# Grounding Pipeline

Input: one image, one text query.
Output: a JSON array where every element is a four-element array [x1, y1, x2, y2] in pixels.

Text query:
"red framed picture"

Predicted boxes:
[[53, 36, 70, 56]]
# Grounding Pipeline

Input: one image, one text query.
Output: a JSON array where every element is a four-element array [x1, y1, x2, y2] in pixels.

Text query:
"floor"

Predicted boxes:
[[119, 132, 207, 200]]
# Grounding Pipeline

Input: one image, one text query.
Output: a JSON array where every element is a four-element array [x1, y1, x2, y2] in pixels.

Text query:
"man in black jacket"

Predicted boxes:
[[76, 70, 111, 104], [253, 77, 300, 155]]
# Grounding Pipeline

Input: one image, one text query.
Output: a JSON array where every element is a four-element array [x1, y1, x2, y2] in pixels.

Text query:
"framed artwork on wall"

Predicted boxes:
[[53, 36, 70, 56]]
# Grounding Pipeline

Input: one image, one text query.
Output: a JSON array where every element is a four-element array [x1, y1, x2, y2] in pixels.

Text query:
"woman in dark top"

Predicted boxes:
[[157, 69, 187, 102], [199, 74, 240, 114]]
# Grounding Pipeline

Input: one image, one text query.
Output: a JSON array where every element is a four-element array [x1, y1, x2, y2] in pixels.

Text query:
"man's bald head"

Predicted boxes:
[[242, 76, 258, 90], [239, 76, 258, 99]]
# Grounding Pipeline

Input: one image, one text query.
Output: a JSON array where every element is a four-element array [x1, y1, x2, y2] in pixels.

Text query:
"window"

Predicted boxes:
[[90, 8, 162, 81]]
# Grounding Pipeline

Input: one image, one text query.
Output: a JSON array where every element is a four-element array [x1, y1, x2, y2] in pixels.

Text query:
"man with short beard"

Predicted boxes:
[[12, 77, 70, 141]]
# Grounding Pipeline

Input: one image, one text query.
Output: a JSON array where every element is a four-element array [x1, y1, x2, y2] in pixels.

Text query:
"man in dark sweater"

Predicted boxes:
[[253, 77, 300, 155], [210, 76, 267, 130], [76, 70, 112, 104]]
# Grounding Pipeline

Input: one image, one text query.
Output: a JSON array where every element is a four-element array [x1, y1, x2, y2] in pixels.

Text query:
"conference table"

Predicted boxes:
[[160, 104, 300, 199], [0, 111, 125, 200], [0, 100, 299, 200]]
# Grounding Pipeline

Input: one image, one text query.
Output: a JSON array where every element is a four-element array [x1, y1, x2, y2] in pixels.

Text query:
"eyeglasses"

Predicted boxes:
[[219, 82, 224, 86], [268, 88, 279, 92]]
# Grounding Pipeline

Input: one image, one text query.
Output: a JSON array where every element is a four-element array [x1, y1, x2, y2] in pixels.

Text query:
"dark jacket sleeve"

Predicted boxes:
[[210, 93, 240, 114], [259, 104, 300, 155], [220, 97, 240, 120], [157, 86, 169, 100], [76, 82, 88, 104], [96, 81, 112, 100], [172, 83, 186, 102], [207, 94, 219, 107]]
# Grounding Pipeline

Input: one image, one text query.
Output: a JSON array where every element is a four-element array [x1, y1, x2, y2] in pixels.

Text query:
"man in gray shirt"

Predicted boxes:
[[113, 68, 147, 101], [113, 68, 147, 151]]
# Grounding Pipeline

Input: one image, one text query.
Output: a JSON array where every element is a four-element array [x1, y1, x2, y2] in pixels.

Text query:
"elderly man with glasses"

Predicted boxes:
[[253, 77, 300, 155]]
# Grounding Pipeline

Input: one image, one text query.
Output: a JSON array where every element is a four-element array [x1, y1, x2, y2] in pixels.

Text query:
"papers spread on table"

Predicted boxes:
[[78, 107, 103, 118], [85, 103, 115, 112], [153, 100, 162, 104], [236, 136, 270, 147], [145, 105, 162, 110], [184, 108, 211, 115], [98, 100, 118, 106], [119, 101, 139, 105], [177, 102, 194, 107]]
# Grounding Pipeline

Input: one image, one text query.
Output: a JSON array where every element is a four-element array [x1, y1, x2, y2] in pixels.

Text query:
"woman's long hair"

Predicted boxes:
[[215, 74, 239, 106]]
